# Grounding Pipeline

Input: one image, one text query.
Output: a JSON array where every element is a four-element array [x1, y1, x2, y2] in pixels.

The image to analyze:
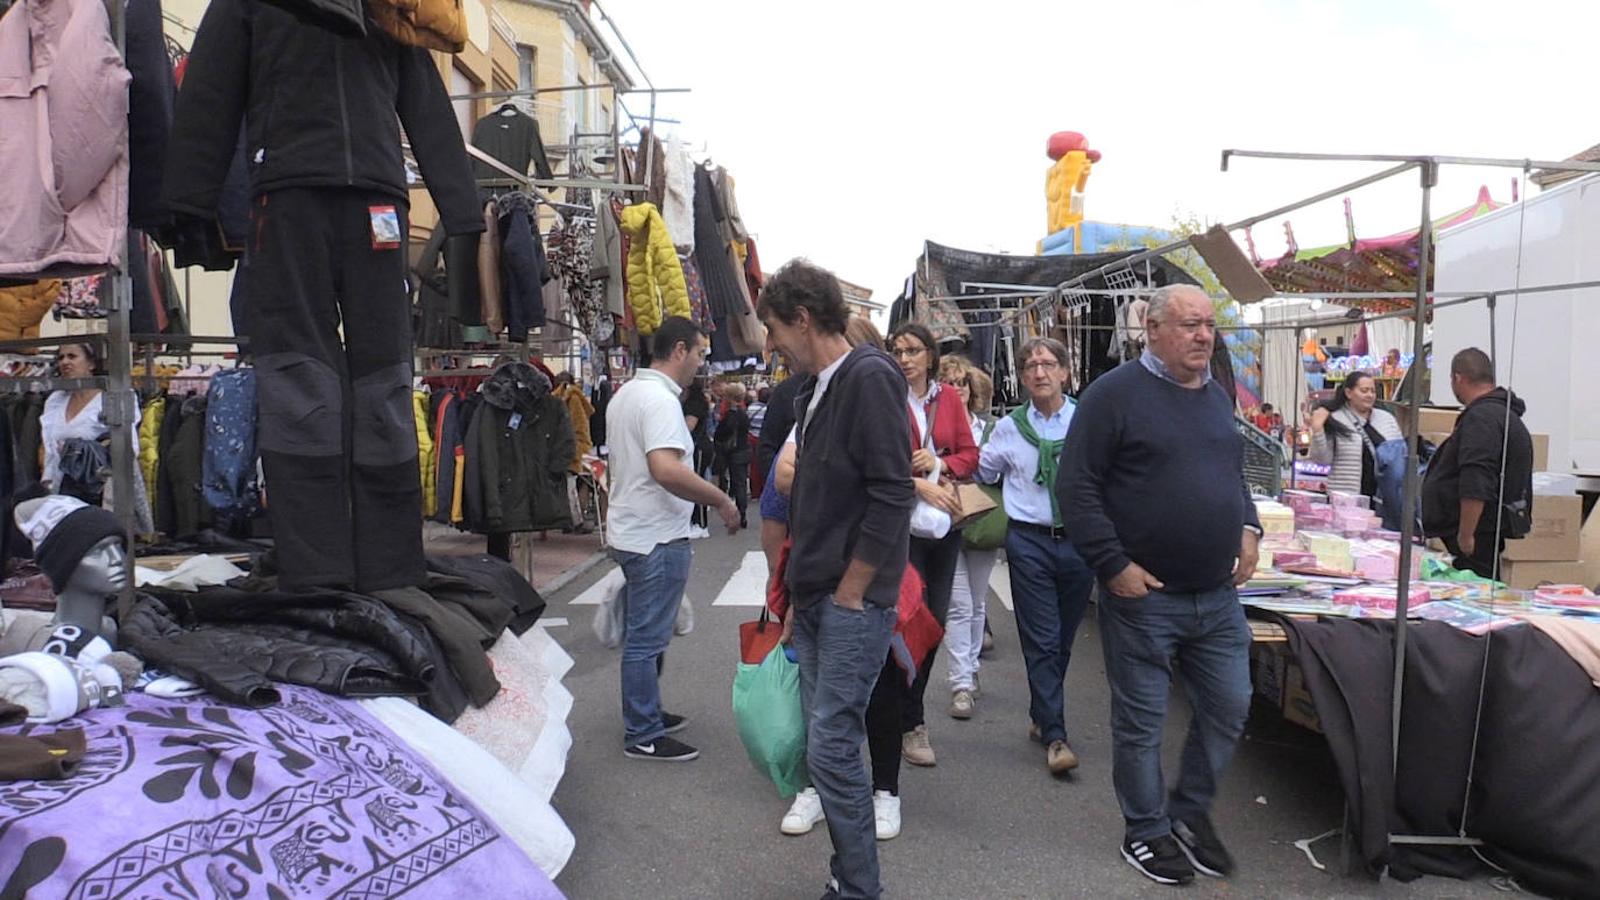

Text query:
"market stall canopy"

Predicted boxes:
[[1256, 186, 1504, 316]]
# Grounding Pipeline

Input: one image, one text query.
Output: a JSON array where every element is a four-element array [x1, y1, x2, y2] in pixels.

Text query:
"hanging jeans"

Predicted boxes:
[[244, 188, 423, 592], [1097, 582, 1252, 842]]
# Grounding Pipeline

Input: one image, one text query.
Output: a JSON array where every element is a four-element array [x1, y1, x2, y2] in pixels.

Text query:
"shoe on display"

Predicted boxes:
[[662, 712, 689, 735], [950, 689, 975, 720], [623, 735, 700, 762], [902, 725, 936, 766], [1046, 740, 1080, 774], [780, 787, 825, 836], [1173, 815, 1235, 877], [1121, 835, 1196, 886], [872, 790, 901, 840]]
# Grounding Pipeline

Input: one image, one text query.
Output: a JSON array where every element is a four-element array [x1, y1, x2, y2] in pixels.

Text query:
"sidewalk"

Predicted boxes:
[[424, 523, 606, 594]]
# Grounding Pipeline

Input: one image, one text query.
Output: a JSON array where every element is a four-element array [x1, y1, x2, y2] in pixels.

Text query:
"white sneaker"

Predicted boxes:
[[873, 790, 901, 840], [780, 787, 824, 835]]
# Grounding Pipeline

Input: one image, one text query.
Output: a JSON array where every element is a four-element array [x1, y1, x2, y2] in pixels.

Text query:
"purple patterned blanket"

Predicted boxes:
[[0, 686, 564, 899]]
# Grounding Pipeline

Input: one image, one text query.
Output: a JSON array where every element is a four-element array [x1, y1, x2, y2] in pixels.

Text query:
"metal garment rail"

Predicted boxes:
[[1222, 149, 1600, 860]]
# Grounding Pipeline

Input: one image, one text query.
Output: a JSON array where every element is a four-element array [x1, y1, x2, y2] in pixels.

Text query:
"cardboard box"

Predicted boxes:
[[1531, 433, 1550, 472], [1580, 512, 1600, 590], [1421, 431, 1453, 449], [1500, 558, 1589, 590], [1250, 643, 1288, 706], [1502, 494, 1583, 561], [1417, 407, 1461, 434], [1282, 659, 1322, 733]]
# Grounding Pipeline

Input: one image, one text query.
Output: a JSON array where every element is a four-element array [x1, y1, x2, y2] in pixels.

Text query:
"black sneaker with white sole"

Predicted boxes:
[[1121, 835, 1195, 886], [663, 712, 689, 735], [1172, 815, 1235, 877], [623, 736, 700, 762]]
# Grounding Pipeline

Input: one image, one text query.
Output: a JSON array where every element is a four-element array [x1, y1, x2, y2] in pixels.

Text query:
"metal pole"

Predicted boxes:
[[1486, 293, 1497, 374], [1224, 149, 1600, 174], [642, 87, 657, 195], [104, 0, 136, 621], [1391, 160, 1436, 774]]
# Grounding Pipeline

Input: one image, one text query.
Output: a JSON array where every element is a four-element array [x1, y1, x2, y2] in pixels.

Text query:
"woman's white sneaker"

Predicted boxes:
[[873, 790, 902, 840]]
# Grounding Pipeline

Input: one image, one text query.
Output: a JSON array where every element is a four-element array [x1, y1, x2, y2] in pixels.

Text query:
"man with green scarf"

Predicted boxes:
[[975, 336, 1095, 776]]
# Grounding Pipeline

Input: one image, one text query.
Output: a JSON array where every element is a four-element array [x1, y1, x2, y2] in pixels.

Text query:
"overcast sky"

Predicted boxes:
[[601, 0, 1599, 304]]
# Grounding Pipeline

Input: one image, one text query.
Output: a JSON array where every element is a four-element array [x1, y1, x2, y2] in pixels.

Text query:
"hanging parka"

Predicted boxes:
[[162, 0, 481, 238], [620, 203, 691, 336], [470, 363, 574, 535]]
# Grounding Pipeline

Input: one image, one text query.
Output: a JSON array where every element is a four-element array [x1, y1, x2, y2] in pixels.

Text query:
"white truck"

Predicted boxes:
[[1430, 173, 1600, 485]]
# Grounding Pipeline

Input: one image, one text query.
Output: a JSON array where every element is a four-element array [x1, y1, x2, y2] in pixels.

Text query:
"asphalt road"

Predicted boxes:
[[545, 526, 1506, 899]]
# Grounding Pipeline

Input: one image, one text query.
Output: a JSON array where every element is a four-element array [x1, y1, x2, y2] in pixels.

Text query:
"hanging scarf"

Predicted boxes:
[[1011, 403, 1066, 527]]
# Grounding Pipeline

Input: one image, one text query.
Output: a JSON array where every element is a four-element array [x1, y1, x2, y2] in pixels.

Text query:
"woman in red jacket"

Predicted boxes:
[[887, 322, 977, 772]]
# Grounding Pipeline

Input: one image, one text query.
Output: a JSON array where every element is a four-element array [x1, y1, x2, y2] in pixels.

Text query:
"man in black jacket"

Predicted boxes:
[[761, 261, 912, 900], [1422, 348, 1534, 579], [164, 0, 481, 592]]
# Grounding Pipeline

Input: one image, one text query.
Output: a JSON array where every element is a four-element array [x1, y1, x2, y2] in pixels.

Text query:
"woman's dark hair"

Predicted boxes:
[[58, 341, 104, 377], [1319, 371, 1375, 438], [888, 322, 940, 387], [757, 386, 771, 403]]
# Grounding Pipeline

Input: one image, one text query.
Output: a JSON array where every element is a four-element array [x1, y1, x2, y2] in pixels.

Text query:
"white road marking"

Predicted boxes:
[[712, 551, 771, 607], [990, 557, 1013, 611], [568, 568, 624, 605], [537, 617, 569, 628]]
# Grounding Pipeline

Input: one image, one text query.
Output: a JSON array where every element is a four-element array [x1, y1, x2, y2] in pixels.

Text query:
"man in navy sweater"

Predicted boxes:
[[1056, 284, 1262, 887]]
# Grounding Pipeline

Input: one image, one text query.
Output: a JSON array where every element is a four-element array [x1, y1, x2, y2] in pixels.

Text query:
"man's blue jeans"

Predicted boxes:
[[1097, 582, 1252, 841], [613, 539, 692, 746], [1005, 526, 1096, 744], [791, 597, 896, 900]]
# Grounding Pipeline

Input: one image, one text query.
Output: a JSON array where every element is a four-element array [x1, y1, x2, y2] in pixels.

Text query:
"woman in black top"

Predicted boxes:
[[713, 382, 751, 528]]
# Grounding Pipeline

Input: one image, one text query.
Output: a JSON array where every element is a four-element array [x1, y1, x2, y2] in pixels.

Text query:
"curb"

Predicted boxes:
[[539, 550, 609, 597]]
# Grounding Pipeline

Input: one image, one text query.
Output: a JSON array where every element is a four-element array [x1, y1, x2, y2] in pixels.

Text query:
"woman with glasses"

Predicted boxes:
[[885, 323, 977, 772], [937, 356, 998, 720]]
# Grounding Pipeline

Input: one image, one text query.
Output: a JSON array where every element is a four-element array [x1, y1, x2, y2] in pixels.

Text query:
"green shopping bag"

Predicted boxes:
[[731, 645, 808, 797], [961, 484, 1008, 551]]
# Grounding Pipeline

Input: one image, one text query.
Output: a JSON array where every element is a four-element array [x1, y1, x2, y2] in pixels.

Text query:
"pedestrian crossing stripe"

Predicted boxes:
[[537, 617, 569, 628], [568, 568, 624, 606], [711, 551, 770, 607], [990, 557, 1013, 611]]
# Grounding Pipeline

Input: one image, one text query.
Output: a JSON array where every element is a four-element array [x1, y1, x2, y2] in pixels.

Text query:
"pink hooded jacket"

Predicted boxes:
[[0, 0, 130, 278]]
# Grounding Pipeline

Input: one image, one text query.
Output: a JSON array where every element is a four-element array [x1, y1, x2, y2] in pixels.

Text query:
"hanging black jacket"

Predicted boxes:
[[162, 0, 481, 236], [1421, 388, 1534, 541], [469, 363, 574, 534]]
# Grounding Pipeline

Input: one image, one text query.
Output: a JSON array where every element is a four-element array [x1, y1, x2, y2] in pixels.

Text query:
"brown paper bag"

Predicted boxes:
[[951, 483, 998, 530]]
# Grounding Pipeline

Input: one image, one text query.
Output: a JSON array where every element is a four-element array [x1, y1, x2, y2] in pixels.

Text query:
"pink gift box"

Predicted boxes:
[[1272, 550, 1318, 569], [1328, 491, 1371, 510], [1333, 584, 1431, 611], [1281, 491, 1321, 514]]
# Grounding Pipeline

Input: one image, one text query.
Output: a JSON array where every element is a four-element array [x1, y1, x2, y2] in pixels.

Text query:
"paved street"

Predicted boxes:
[[546, 526, 1502, 899]]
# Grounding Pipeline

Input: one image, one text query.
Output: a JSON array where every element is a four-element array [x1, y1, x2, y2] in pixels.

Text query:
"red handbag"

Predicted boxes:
[[739, 608, 784, 665]]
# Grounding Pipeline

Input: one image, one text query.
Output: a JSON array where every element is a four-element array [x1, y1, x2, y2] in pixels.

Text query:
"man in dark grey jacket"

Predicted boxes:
[[760, 261, 912, 900]]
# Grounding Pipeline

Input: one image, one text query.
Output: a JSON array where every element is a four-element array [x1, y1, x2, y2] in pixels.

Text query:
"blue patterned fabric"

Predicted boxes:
[[201, 368, 260, 532]]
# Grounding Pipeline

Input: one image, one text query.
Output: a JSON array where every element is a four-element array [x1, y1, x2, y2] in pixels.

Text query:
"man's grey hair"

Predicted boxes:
[[1017, 336, 1070, 369], [1146, 284, 1207, 323]]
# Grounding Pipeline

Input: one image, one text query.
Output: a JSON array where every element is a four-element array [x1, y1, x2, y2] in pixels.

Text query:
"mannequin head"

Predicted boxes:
[[63, 537, 128, 598]]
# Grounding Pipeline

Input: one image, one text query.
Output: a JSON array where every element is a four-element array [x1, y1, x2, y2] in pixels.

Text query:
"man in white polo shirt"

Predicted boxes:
[[607, 316, 739, 762]]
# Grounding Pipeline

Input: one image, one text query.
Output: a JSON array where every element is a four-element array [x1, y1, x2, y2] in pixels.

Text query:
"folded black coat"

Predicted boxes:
[[124, 587, 437, 707], [426, 552, 546, 636], [121, 586, 438, 704], [371, 585, 499, 709]]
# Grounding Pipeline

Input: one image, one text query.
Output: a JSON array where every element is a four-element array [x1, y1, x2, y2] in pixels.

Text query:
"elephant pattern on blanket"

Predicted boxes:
[[0, 686, 553, 899]]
